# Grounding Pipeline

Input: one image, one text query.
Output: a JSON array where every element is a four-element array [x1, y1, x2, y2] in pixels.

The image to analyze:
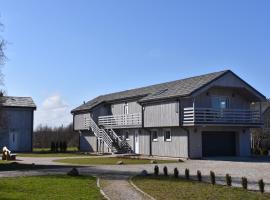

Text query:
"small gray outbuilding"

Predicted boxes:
[[0, 96, 36, 152]]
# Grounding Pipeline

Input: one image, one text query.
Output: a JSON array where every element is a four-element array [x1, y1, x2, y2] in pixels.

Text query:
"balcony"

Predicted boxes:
[[98, 113, 142, 129], [183, 107, 262, 127]]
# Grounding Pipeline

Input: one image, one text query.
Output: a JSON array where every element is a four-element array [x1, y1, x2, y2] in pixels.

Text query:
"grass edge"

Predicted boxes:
[[96, 176, 111, 200], [129, 176, 156, 200]]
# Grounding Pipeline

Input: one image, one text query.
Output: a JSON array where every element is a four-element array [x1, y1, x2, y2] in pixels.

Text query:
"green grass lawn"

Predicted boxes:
[[0, 175, 104, 200], [132, 176, 270, 200], [54, 157, 179, 165]]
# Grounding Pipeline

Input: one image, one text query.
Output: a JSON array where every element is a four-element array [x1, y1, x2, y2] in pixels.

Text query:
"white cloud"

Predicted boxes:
[[34, 95, 72, 128]]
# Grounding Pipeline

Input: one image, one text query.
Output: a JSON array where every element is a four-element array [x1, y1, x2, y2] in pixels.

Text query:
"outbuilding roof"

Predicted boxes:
[[0, 96, 36, 109]]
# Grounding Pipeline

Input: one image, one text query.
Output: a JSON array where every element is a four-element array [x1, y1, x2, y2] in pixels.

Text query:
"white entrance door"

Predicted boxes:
[[9, 131, 18, 151], [135, 130, 139, 154]]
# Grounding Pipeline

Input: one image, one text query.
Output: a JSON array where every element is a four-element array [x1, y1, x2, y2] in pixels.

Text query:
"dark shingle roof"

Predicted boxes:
[[72, 70, 229, 113], [0, 96, 36, 109]]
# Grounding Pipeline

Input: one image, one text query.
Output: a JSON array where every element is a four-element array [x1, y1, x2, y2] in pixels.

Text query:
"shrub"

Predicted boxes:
[[154, 165, 159, 176], [51, 142, 55, 152], [63, 141, 67, 152], [163, 166, 168, 176], [59, 141, 63, 152], [241, 177, 248, 190], [260, 148, 269, 156], [174, 168, 179, 178], [185, 168, 190, 179], [197, 170, 202, 182], [210, 171, 216, 185], [226, 174, 232, 186], [258, 179, 264, 193], [55, 142, 59, 152], [252, 148, 260, 155]]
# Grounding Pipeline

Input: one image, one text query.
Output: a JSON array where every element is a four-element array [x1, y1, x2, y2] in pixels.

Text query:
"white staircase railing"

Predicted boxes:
[[86, 116, 114, 151], [85, 116, 132, 153]]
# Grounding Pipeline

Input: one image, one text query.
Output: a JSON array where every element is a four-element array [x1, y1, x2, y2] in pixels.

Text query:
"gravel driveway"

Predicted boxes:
[[1, 156, 270, 197]]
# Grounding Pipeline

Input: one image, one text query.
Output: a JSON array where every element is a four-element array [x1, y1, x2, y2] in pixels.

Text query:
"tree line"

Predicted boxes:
[[33, 123, 79, 150]]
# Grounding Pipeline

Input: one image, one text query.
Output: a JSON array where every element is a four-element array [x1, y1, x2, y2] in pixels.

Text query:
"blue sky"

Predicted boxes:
[[0, 0, 270, 128]]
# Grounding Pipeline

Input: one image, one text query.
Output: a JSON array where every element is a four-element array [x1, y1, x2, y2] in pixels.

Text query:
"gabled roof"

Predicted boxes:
[[72, 70, 266, 113], [0, 96, 36, 109], [72, 70, 230, 113]]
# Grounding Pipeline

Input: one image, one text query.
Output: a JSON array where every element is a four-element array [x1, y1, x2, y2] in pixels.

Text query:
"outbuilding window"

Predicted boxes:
[[151, 130, 158, 142], [164, 129, 172, 142]]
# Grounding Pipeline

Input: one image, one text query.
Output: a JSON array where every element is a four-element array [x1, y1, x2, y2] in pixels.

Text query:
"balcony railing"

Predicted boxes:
[[183, 107, 262, 126], [98, 113, 142, 129]]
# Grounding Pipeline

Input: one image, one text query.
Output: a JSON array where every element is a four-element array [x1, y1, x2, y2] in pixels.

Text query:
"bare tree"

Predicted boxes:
[[0, 20, 5, 66], [0, 19, 6, 128]]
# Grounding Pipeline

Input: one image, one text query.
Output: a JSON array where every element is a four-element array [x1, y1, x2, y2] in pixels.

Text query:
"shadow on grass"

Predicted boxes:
[[0, 161, 87, 171]]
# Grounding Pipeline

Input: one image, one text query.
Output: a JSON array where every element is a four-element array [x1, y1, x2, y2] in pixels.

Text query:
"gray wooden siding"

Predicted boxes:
[[74, 113, 90, 130], [111, 101, 141, 115], [151, 127, 188, 157], [195, 87, 250, 109], [139, 129, 150, 155], [0, 108, 34, 152], [193, 72, 262, 101], [144, 101, 179, 127], [91, 104, 109, 123], [80, 131, 97, 152]]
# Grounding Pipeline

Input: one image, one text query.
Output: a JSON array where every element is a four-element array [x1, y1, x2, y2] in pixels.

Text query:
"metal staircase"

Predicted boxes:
[[87, 116, 132, 153]]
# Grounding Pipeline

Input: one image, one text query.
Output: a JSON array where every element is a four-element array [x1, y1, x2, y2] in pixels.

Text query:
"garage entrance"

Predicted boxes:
[[202, 132, 236, 157]]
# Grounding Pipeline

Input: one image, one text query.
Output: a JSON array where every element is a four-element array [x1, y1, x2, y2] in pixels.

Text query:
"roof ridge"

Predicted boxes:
[[72, 70, 230, 113], [100, 70, 229, 97]]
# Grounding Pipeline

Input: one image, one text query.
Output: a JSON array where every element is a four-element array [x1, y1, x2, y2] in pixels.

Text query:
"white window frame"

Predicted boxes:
[[124, 130, 130, 141], [124, 103, 129, 115], [151, 129, 158, 142], [163, 128, 172, 142]]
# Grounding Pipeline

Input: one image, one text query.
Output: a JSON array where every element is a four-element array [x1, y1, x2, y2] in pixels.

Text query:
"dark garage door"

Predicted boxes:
[[202, 132, 236, 157]]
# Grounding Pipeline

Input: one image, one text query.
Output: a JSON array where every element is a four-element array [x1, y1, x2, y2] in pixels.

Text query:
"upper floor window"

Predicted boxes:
[[211, 96, 229, 109], [124, 103, 129, 115], [163, 128, 172, 142], [151, 130, 158, 142]]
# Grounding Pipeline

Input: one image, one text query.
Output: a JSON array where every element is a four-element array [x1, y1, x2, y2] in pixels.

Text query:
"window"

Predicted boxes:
[[124, 103, 128, 115], [164, 129, 171, 142], [151, 130, 158, 142], [124, 131, 129, 140], [211, 96, 229, 109], [267, 119, 270, 128]]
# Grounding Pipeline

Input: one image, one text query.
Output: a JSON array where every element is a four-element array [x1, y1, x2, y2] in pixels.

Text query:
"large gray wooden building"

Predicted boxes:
[[72, 70, 266, 158], [0, 96, 36, 152]]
